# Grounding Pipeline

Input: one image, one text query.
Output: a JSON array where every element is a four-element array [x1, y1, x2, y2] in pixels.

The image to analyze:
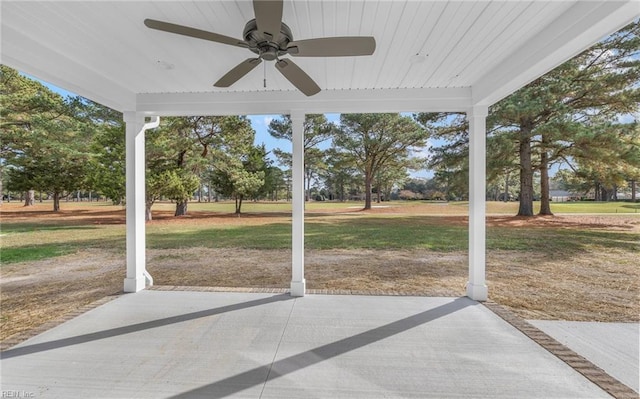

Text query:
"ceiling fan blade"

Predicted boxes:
[[275, 59, 321, 96], [144, 19, 247, 49], [214, 58, 262, 87], [287, 37, 376, 57], [253, 0, 283, 41]]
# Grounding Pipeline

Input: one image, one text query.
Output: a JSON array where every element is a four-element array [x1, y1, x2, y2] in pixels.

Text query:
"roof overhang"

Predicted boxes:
[[2, 1, 638, 115]]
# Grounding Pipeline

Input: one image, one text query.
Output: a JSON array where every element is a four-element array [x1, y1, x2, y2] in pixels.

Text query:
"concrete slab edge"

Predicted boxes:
[[483, 301, 638, 399], [148, 285, 461, 297]]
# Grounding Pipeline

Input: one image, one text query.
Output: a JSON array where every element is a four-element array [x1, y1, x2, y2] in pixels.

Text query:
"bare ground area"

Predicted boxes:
[[1, 203, 639, 345]]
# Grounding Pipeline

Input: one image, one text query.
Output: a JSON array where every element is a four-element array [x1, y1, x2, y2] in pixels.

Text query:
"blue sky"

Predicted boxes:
[[31, 74, 296, 163], [31, 75, 433, 179]]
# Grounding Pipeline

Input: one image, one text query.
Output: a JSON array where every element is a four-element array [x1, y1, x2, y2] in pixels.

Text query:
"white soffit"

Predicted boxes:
[[1, 1, 638, 115]]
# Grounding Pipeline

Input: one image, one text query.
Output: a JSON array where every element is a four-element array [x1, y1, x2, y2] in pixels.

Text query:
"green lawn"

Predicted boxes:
[[152, 199, 639, 214], [2, 200, 638, 264], [546, 201, 640, 214], [0, 224, 125, 265]]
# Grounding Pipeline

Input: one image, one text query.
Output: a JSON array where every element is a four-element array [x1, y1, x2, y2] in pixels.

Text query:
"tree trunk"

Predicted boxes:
[[538, 151, 553, 216], [376, 186, 381, 203], [602, 187, 609, 202], [175, 200, 188, 216], [364, 172, 372, 210], [504, 173, 510, 202], [631, 180, 637, 201], [53, 192, 61, 212], [145, 202, 153, 221], [208, 183, 213, 202], [517, 125, 534, 216], [24, 190, 35, 207], [235, 196, 243, 214]]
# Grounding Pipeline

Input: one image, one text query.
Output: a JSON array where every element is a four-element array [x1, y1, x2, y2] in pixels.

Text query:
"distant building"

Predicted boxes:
[[549, 190, 581, 202]]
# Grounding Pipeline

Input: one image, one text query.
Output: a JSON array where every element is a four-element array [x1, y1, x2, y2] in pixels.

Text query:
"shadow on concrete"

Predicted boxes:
[[170, 297, 474, 398], [0, 294, 293, 360]]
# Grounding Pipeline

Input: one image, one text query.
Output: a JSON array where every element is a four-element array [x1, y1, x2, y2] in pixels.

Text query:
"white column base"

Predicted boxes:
[[143, 269, 154, 287], [123, 277, 146, 293], [290, 280, 306, 297], [466, 283, 488, 302]]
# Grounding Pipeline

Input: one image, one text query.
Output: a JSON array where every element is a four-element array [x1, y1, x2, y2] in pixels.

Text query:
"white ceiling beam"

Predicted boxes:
[[135, 87, 472, 116], [472, 0, 640, 107]]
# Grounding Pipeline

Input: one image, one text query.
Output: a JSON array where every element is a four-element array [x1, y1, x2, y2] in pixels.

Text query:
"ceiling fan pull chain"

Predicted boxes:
[[263, 61, 267, 88]]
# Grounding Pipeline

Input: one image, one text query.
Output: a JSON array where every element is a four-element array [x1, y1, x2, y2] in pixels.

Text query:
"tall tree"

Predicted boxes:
[[417, 22, 639, 215], [334, 113, 428, 210], [321, 148, 360, 201], [262, 165, 287, 201], [268, 114, 336, 201], [5, 106, 91, 211], [1, 65, 72, 206], [559, 121, 640, 200], [490, 21, 639, 216], [373, 158, 416, 203], [148, 115, 255, 217], [210, 144, 268, 214], [1, 68, 93, 211], [69, 97, 127, 205], [414, 113, 473, 201]]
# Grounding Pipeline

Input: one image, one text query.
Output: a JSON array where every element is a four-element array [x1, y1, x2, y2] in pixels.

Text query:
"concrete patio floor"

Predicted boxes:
[[0, 291, 629, 398], [530, 320, 639, 393]]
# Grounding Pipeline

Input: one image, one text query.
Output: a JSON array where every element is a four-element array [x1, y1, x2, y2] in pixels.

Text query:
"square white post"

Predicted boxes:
[[123, 112, 158, 293], [290, 110, 306, 296], [467, 105, 489, 301]]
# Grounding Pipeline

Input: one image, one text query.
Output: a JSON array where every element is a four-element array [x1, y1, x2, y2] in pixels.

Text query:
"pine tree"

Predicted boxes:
[[334, 113, 428, 210]]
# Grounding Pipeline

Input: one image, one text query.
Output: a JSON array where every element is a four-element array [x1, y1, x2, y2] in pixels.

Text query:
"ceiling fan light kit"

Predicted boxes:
[[144, 0, 376, 96]]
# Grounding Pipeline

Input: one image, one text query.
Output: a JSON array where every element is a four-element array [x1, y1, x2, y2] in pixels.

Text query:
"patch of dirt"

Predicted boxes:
[[486, 215, 640, 231], [0, 250, 124, 342], [2, 244, 638, 344], [3, 202, 638, 230]]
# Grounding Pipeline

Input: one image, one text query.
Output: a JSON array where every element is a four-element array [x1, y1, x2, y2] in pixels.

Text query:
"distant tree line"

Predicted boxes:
[[1, 22, 638, 217]]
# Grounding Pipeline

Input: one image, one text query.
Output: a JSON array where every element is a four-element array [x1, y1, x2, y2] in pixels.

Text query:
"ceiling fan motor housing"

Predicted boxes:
[[243, 19, 293, 61]]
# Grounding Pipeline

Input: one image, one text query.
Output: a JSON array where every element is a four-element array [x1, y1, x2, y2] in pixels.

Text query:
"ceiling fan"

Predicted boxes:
[[144, 0, 376, 96]]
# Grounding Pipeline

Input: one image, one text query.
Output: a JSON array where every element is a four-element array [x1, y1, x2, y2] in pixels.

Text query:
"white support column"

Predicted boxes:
[[467, 105, 489, 301], [123, 112, 159, 293], [290, 110, 306, 296]]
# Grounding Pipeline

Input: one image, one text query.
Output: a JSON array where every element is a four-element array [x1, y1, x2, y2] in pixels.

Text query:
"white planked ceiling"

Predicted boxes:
[[2, 1, 638, 115]]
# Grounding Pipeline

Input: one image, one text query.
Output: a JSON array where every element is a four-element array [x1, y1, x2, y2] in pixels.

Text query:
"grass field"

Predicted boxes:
[[150, 199, 640, 214], [2, 200, 638, 262], [1, 200, 639, 344]]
